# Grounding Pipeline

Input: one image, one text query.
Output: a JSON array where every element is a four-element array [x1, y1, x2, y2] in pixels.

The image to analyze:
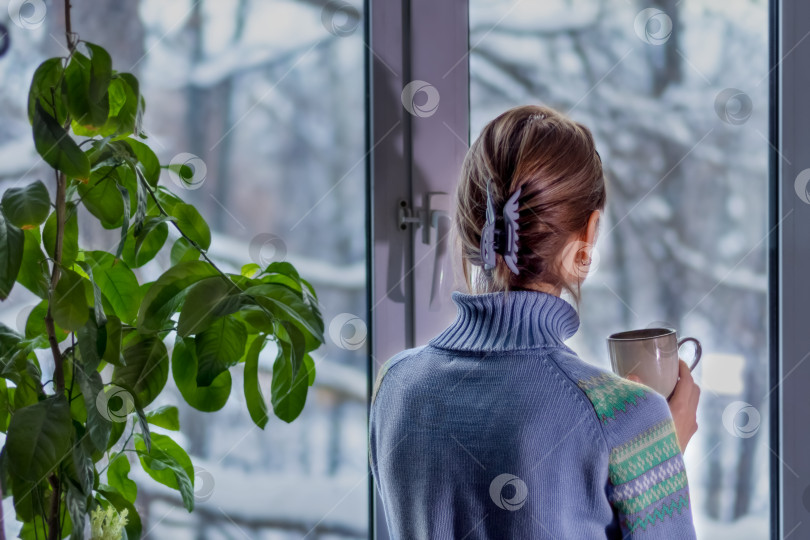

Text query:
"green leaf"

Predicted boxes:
[[155, 187, 184, 214], [243, 335, 268, 429], [172, 336, 231, 412], [145, 405, 179, 431], [117, 184, 130, 258], [113, 334, 169, 408], [52, 268, 89, 331], [195, 317, 247, 387], [270, 338, 311, 423], [170, 236, 199, 265], [304, 353, 316, 386], [65, 482, 87, 539], [78, 166, 124, 228], [84, 251, 141, 325], [135, 432, 195, 511], [134, 215, 171, 258], [64, 45, 110, 129], [43, 202, 79, 266], [112, 73, 141, 137], [100, 77, 131, 134], [107, 453, 137, 503], [0, 210, 23, 299], [76, 260, 108, 327], [9, 468, 49, 522], [76, 309, 106, 373], [75, 364, 111, 452], [1, 180, 50, 228], [135, 401, 151, 453], [280, 320, 306, 381], [137, 261, 221, 334], [17, 228, 49, 298], [123, 137, 160, 187], [32, 100, 90, 180], [106, 416, 127, 451], [65, 424, 94, 494], [27, 57, 67, 125], [121, 216, 168, 268], [240, 263, 261, 278], [243, 283, 325, 346], [177, 277, 244, 337], [6, 395, 72, 481], [131, 164, 148, 233], [86, 42, 112, 111], [170, 203, 211, 250], [103, 314, 124, 366], [25, 300, 67, 342]]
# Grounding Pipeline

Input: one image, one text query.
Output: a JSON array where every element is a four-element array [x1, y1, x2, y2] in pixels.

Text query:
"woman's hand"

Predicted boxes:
[[627, 359, 701, 452]]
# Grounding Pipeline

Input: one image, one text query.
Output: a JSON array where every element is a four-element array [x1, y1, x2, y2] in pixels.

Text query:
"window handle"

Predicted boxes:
[[397, 192, 451, 311]]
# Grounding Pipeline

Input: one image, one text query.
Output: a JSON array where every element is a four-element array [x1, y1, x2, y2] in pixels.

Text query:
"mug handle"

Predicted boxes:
[[677, 337, 702, 371]]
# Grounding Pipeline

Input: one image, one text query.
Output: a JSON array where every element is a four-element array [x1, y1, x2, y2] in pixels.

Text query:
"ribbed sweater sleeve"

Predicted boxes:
[[562, 355, 698, 539]]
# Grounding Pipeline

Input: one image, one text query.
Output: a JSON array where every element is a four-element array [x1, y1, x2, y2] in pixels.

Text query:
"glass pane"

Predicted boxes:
[[0, 0, 367, 538], [469, 1, 769, 537]]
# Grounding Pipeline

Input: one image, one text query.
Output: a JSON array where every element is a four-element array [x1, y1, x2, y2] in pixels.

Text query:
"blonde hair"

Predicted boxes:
[[455, 105, 606, 306]]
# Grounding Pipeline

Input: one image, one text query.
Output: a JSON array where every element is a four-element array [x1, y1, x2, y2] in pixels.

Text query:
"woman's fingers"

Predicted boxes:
[[668, 358, 701, 452], [626, 373, 642, 383]]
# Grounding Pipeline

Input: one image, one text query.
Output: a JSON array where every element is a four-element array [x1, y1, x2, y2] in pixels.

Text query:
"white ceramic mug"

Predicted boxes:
[[607, 327, 702, 400]]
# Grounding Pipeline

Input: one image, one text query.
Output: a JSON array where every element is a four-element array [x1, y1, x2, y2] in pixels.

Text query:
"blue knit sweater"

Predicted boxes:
[[369, 290, 698, 539]]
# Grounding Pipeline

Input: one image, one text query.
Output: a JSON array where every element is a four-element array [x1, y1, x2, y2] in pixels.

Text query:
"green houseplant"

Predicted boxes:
[[0, 3, 324, 539]]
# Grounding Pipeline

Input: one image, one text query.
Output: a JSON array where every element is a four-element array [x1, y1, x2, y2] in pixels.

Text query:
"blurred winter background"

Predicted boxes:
[[469, 0, 769, 538], [0, 0, 770, 538]]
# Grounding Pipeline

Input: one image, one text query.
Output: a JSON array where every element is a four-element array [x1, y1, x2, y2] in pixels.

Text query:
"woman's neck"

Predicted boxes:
[[519, 282, 563, 297]]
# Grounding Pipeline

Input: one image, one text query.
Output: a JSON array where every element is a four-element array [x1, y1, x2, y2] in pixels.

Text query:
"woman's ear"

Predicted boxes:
[[584, 209, 601, 246]]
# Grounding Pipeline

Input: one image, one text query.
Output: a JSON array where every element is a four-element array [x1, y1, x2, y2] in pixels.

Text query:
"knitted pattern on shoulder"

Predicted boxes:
[[577, 372, 650, 424], [576, 371, 692, 536]]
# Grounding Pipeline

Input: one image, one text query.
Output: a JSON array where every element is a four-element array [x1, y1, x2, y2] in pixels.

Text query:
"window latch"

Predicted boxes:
[[397, 192, 449, 245]]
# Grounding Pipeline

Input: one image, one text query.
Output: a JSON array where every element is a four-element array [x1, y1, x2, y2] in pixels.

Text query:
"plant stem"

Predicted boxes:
[[44, 169, 66, 396], [44, 6, 76, 540], [46, 475, 60, 540], [63, 0, 74, 53], [139, 176, 234, 286]]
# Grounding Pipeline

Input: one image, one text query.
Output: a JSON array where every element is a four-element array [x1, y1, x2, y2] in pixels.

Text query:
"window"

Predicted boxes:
[[468, 0, 770, 537]]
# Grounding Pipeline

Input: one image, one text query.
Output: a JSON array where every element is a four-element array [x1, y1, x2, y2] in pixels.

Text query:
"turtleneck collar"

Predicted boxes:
[[428, 289, 580, 352]]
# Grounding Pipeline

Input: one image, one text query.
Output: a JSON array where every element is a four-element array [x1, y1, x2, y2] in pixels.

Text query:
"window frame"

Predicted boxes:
[[368, 1, 787, 538], [367, 0, 470, 537], [776, 2, 810, 538]]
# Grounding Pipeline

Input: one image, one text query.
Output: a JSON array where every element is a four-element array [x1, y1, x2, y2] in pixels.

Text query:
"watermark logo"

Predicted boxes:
[[321, 0, 360, 37], [634, 8, 672, 45], [714, 88, 752, 125], [194, 466, 216, 502], [794, 168, 810, 204], [489, 473, 528, 511], [8, 0, 47, 30], [168, 153, 207, 190], [96, 386, 135, 423], [560, 240, 600, 280], [248, 233, 287, 266], [328, 313, 367, 350], [722, 400, 760, 438], [401, 80, 440, 118]]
